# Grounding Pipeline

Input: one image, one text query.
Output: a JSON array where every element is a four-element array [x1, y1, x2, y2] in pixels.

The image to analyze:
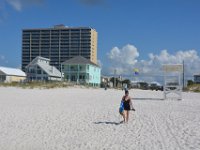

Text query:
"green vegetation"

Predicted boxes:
[[122, 79, 131, 88], [184, 80, 200, 92], [109, 77, 131, 89], [187, 80, 194, 86], [0, 81, 94, 89], [185, 84, 200, 93]]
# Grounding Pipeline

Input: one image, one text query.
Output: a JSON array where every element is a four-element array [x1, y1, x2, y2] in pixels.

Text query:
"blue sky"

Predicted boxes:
[[0, 0, 200, 80]]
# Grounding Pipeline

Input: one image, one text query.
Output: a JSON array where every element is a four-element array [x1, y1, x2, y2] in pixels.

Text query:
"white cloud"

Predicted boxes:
[[97, 59, 103, 68], [5, 0, 44, 11], [149, 49, 199, 64], [138, 49, 200, 75], [106, 44, 200, 83], [107, 44, 139, 75], [6, 0, 22, 11], [145, 50, 200, 83], [107, 44, 139, 65], [0, 55, 5, 60], [0, 55, 8, 65], [0, 0, 43, 22]]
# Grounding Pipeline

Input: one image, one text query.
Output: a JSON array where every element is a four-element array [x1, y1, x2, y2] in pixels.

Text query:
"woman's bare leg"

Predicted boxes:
[[123, 112, 125, 123], [124, 110, 128, 123], [120, 111, 125, 123], [126, 111, 129, 123]]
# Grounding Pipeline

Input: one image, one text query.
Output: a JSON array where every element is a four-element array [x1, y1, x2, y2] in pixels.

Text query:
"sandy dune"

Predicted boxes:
[[0, 87, 200, 150]]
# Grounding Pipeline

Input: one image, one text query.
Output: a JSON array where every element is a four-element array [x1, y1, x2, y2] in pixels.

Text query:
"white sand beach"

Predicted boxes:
[[0, 87, 200, 150]]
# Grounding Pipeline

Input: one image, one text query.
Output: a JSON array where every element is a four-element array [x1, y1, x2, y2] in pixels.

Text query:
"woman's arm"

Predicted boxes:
[[122, 95, 125, 101], [129, 97, 135, 111]]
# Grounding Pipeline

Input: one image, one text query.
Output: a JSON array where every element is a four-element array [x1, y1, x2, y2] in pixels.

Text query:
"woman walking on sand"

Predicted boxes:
[[120, 90, 135, 123]]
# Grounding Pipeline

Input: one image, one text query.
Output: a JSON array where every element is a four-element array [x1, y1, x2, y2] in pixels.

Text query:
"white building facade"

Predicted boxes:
[[25, 56, 62, 81], [0, 66, 26, 83]]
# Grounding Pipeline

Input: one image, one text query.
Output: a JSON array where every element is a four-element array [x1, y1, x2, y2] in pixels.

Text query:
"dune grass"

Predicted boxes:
[[0, 81, 88, 89], [185, 84, 200, 93], [0, 81, 101, 89]]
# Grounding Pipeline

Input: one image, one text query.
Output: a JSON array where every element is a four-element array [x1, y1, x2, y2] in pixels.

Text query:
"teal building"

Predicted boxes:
[[62, 56, 101, 87]]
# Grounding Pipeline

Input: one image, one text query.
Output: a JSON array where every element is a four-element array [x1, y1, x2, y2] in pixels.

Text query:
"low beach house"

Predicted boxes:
[[194, 74, 200, 84], [0, 66, 26, 83], [25, 56, 62, 81], [62, 56, 101, 87]]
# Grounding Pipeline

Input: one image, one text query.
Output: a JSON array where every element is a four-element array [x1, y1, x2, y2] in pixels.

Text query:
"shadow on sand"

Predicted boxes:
[[132, 98, 164, 101], [94, 121, 123, 125]]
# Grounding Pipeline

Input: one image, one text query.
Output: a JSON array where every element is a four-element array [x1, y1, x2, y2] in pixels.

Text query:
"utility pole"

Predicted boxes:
[[61, 63, 63, 81], [183, 60, 185, 89], [114, 69, 117, 88]]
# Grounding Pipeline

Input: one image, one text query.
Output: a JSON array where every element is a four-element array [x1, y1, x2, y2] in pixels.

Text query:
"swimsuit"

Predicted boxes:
[[123, 99, 130, 110]]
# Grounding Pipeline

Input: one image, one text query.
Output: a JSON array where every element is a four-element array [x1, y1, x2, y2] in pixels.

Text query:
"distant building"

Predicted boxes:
[[101, 75, 110, 85], [22, 25, 98, 71], [25, 56, 61, 81], [62, 56, 101, 87], [0, 66, 26, 83], [194, 74, 200, 84]]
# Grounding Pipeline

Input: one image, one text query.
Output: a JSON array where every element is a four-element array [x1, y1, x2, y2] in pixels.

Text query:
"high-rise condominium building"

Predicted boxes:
[[22, 25, 98, 71]]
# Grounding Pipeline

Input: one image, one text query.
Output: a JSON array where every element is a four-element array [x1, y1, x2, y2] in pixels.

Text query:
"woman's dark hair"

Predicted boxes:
[[125, 90, 129, 94]]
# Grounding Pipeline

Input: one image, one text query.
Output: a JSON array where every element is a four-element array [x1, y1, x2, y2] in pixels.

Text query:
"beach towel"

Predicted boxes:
[[119, 101, 124, 114]]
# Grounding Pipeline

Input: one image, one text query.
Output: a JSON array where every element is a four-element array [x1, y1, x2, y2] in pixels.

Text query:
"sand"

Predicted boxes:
[[0, 87, 200, 150]]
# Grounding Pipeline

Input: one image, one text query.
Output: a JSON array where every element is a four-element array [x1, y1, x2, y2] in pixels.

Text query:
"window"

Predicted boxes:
[[30, 68, 35, 73], [89, 75, 92, 80], [37, 69, 41, 74], [79, 75, 85, 80], [0, 75, 6, 82]]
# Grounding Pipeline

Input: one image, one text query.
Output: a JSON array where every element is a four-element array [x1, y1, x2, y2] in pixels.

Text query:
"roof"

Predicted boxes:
[[23, 26, 96, 31], [29, 56, 50, 64], [35, 56, 50, 61], [0, 66, 26, 76], [37, 63, 61, 77], [150, 81, 161, 86], [62, 56, 99, 67]]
